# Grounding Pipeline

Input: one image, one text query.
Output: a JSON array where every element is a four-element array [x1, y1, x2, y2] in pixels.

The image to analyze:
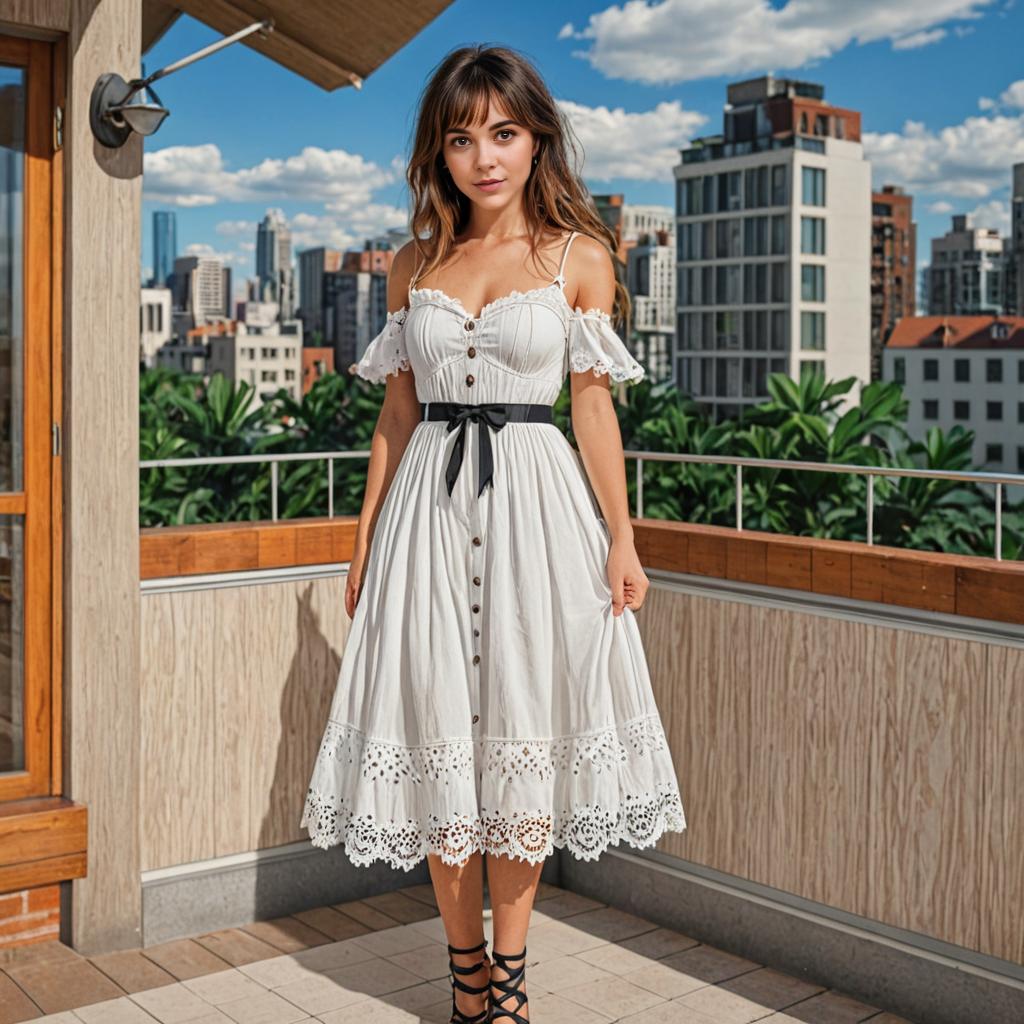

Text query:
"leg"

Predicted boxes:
[[428, 851, 490, 1022], [485, 850, 544, 1022]]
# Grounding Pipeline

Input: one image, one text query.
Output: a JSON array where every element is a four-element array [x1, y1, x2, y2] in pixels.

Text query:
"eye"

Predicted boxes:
[[497, 128, 516, 140]]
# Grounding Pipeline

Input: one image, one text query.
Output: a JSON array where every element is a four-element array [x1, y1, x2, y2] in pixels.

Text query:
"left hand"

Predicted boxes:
[[606, 537, 650, 616]]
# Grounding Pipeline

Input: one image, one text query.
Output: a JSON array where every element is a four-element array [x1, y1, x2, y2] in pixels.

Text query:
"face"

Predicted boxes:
[[442, 95, 539, 207]]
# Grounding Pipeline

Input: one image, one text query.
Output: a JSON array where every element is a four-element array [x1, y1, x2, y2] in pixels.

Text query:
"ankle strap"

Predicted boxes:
[[448, 937, 488, 954], [492, 945, 526, 964]]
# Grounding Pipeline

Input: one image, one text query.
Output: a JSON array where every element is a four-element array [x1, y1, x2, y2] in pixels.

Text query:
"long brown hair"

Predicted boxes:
[[406, 45, 631, 328]]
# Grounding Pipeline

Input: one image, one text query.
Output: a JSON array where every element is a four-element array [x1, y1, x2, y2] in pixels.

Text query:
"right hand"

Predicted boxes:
[[344, 547, 367, 619]]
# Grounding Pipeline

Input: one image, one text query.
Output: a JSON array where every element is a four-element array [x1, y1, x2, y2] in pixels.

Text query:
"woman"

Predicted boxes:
[[301, 44, 687, 1023]]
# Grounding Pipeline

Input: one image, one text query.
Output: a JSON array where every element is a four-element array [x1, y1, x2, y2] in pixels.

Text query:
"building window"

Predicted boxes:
[[813, 113, 829, 136], [800, 311, 825, 350], [744, 165, 769, 208], [800, 216, 825, 254], [799, 112, 808, 133], [953, 400, 970, 420], [770, 309, 788, 350], [923, 399, 938, 420], [986, 358, 1002, 383], [986, 443, 1003, 464], [1019, 400, 1024, 424], [801, 264, 825, 301], [800, 359, 825, 381], [771, 165, 787, 206], [893, 357, 905, 384], [770, 214, 787, 254], [1018, 447, 1024, 472], [801, 166, 826, 206], [923, 358, 939, 381], [987, 400, 1003, 420], [770, 263, 788, 303], [954, 358, 970, 382], [1018, 358, 1024, 383]]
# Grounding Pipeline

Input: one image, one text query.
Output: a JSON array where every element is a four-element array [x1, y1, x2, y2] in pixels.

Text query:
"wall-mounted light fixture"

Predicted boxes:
[[90, 19, 275, 148]]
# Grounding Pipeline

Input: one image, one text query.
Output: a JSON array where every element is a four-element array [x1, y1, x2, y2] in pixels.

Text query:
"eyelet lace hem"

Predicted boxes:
[[351, 309, 412, 383], [568, 307, 646, 384], [300, 713, 687, 871], [301, 784, 686, 871]]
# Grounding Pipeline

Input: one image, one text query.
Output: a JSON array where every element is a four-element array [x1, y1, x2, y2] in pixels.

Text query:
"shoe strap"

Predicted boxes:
[[490, 946, 528, 1022]]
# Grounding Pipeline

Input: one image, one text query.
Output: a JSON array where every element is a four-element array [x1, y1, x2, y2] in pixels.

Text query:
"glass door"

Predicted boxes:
[[0, 34, 56, 801]]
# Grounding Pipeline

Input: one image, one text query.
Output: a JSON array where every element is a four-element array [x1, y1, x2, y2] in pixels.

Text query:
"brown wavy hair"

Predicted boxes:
[[405, 45, 631, 328]]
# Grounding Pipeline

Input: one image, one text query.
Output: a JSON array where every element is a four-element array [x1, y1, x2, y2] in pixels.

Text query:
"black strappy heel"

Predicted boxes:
[[489, 945, 529, 1022], [446, 937, 491, 1024]]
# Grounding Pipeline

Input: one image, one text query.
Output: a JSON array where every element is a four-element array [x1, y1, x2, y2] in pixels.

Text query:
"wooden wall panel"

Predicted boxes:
[[140, 573, 351, 870], [981, 643, 1024, 965]]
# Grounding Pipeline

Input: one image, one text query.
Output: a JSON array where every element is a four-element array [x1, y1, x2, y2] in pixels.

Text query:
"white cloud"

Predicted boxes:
[[928, 200, 954, 213], [964, 198, 1011, 232], [891, 27, 947, 49], [558, 98, 707, 181], [143, 143, 399, 208], [184, 242, 237, 263], [559, 0, 996, 84], [863, 102, 1024, 198]]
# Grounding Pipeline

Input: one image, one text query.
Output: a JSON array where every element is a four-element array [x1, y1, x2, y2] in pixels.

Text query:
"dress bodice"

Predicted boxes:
[[353, 231, 646, 403]]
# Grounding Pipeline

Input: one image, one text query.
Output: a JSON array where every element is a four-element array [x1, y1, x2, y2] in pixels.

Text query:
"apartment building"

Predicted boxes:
[[674, 74, 871, 421]]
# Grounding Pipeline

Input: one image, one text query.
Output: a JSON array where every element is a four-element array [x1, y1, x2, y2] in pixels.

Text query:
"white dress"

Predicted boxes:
[[300, 231, 687, 871]]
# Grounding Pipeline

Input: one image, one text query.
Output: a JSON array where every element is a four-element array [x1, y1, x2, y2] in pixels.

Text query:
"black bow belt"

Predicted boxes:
[[422, 401, 553, 497]]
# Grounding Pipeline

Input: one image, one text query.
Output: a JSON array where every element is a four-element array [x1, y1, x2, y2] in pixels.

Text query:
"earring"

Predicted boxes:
[[532, 156, 538, 165]]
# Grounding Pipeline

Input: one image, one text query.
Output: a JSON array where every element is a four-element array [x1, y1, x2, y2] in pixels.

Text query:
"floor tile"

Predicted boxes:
[[532, 890, 606, 919], [321, 956, 424, 998], [359, 892, 437, 925], [575, 941, 654, 976], [618, 925, 701, 960], [192, 929, 282, 968], [527, 990, 614, 1023], [86, 950, 177, 994], [720, 965, 827, 1011], [290, 939, 376, 973], [557, 905, 658, 943], [349, 925, 437, 958], [181, 967, 266, 1005], [328, 901, 398, 932], [0, 970, 44, 1023], [383, 943, 449, 982], [139, 940, 232, 982], [0, 942, 82, 970], [621, 959, 708, 999], [394, 883, 438, 909], [72, 997, 160, 1023], [675, 980, 777, 1022], [527, 953, 612, 993], [16, 1014, 81, 1024], [559, 973, 666, 1018], [782, 989, 884, 1022], [128, 982, 218, 1023], [240, 918, 332, 954], [269, 973, 368, 1016], [660, 943, 763, 985], [216, 989, 308, 1024], [620, 999, 719, 1023], [317, 1001, 418, 1023], [289, 909, 368, 943], [525, 919, 610, 955], [237, 955, 324, 990], [4, 958, 124, 1015]]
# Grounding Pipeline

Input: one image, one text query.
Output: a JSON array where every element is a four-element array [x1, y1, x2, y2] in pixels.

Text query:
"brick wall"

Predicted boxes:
[[0, 887, 60, 948]]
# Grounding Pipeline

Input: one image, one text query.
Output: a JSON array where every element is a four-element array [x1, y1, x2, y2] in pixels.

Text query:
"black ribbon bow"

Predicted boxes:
[[443, 403, 509, 497]]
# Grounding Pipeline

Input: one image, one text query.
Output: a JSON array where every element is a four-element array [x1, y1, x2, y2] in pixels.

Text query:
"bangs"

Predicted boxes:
[[439, 75, 514, 137]]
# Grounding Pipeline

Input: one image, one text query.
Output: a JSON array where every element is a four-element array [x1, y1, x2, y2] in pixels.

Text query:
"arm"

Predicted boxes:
[[347, 242, 422, 615], [567, 237, 649, 616]]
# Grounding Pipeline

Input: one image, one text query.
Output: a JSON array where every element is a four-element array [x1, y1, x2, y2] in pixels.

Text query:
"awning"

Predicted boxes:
[[142, 0, 452, 91]]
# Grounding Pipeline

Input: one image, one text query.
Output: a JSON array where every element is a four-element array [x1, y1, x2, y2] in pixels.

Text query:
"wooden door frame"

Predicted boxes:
[[0, 33, 61, 802]]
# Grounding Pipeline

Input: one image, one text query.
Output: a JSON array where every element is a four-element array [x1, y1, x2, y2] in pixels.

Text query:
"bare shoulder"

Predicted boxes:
[[386, 240, 422, 311], [566, 234, 615, 310]]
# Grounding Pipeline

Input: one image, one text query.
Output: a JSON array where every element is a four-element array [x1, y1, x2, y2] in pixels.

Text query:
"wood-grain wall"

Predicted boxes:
[[139, 569, 1024, 968]]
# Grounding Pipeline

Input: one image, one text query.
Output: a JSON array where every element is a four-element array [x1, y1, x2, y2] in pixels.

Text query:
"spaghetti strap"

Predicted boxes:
[[553, 231, 578, 291], [408, 253, 427, 304]]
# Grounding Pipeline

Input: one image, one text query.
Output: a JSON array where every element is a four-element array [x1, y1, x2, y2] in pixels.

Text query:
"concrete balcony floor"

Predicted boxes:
[[0, 883, 913, 1024]]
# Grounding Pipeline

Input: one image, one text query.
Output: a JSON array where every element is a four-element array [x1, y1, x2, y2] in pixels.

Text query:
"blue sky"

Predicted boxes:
[[140, 0, 1024, 300]]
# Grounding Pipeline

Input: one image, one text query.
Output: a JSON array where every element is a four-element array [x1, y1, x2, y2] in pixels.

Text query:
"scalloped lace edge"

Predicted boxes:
[[300, 713, 686, 870], [301, 784, 687, 872]]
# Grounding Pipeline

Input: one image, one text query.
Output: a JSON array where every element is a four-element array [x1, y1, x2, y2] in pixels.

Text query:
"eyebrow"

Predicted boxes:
[[445, 119, 518, 136]]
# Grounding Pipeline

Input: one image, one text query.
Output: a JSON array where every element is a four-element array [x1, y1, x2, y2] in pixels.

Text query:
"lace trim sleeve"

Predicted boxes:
[[351, 308, 412, 384], [567, 307, 645, 385]]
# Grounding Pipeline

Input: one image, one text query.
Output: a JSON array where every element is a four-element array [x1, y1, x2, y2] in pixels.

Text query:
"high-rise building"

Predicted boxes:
[[152, 210, 176, 289], [256, 210, 296, 320], [1009, 163, 1024, 316], [139, 286, 172, 368], [626, 225, 676, 383], [871, 185, 916, 381], [674, 74, 871, 420], [172, 255, 229, 328], [297, 247, 342, 340], [927, 214, 1006, 316]]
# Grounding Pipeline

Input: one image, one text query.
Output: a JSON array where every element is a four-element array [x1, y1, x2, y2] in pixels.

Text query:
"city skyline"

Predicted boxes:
[[140, 1, 1023, 300]]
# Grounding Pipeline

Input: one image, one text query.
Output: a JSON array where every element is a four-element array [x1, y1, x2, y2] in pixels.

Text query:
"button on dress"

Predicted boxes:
[[300, 231, 687, 871]]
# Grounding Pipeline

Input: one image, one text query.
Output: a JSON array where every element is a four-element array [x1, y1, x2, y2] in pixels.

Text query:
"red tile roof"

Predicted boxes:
[[886, 315, 1024, 350]]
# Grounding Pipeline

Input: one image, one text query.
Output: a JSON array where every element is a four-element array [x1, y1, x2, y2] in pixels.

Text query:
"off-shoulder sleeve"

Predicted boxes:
[[567, 307, 645, 385], [351, 308, 411, 383]]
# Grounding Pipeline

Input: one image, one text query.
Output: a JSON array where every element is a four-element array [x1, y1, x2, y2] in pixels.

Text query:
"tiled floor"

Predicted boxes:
[[0, 883, 915, 1024]]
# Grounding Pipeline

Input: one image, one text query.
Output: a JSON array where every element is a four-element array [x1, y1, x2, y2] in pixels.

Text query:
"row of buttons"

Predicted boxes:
[[466, 317, 482, 724]]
